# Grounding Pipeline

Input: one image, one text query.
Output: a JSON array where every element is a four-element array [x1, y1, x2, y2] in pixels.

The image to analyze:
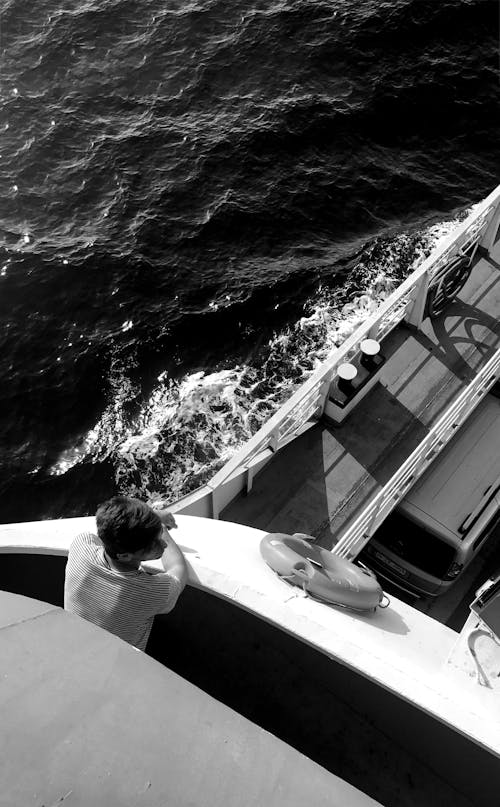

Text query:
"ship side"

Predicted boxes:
[[1, 187, 500, 806]]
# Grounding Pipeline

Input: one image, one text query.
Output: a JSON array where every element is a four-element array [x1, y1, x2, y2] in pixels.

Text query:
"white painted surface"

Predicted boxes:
[[324, 361, 385, 425], [0, 514, 499, 757], [446, 611, 500, 696], [361, 339, 380, 357]]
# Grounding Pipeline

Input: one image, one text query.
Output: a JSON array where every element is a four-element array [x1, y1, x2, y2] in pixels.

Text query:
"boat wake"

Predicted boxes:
[[49, 213, 467, 503]]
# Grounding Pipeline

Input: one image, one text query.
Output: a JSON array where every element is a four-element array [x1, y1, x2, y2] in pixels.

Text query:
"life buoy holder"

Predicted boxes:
[[260, 533, 389, 612]]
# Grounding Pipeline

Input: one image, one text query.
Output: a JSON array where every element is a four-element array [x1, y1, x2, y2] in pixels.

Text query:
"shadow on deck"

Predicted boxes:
[[222, 249, 500, 548]]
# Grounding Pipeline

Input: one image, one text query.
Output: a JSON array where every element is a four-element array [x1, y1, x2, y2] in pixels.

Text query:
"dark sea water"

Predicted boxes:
[[0, 0, 499, 521]]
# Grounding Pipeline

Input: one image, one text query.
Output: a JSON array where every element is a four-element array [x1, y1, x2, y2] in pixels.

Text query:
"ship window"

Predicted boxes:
[[373, 512, 456, 577], [472, 533, 487, 552], [472, 510, 500, 551]]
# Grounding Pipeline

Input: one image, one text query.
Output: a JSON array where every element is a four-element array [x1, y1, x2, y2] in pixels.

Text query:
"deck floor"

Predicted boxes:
[[223, 242, 500, 548]]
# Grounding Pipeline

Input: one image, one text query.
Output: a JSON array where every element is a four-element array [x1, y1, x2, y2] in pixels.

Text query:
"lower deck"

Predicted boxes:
[[222, 243, 500, 548]]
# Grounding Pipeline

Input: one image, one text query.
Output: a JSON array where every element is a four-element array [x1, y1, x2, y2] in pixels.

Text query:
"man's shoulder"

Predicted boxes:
[[69, 531, 101, 557], [136, 569, 184, 613], [138, 568, 183, 594], [139, 567, 173, 584], [73, 531, 99, 545]]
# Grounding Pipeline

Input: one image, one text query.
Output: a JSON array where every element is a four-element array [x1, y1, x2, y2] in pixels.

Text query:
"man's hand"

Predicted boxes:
[[155, 508, 177, 530]]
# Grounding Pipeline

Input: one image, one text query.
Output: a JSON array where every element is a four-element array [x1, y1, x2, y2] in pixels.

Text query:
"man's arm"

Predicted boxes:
[[161, 529, 188, 588], [152, 506, 188, 586]]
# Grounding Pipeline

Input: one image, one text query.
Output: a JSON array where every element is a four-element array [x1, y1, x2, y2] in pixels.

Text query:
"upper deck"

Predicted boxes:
[[222, 241, 500, 548]]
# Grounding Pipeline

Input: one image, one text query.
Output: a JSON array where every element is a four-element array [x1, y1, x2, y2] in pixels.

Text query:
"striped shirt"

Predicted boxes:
[[64, 532, 183, 651]]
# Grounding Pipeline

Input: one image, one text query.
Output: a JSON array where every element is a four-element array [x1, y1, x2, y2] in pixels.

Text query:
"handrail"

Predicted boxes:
[[207, 185, 500, 493], [333, 345, 500, 559]]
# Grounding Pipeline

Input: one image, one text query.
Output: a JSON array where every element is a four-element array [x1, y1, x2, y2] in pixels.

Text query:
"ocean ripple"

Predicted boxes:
[[0, 0, 498, 518]]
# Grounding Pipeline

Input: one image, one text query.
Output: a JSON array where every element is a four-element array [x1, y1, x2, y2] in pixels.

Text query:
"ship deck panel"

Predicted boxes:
[[222, 244, 500, 547]]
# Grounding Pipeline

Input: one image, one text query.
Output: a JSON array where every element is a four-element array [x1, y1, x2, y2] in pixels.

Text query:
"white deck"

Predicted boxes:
[[1, 514, 499, 760]]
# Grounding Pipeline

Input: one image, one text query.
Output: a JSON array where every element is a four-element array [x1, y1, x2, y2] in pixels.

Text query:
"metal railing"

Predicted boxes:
[[333, 346, 500, 559]]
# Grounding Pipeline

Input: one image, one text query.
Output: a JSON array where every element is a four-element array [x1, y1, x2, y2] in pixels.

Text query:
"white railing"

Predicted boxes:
[[429, 204, 493, 282], [333, 346, 500, 559], [172, 185, 500, 519]]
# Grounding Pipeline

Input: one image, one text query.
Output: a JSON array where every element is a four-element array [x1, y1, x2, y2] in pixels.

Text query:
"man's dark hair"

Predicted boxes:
[[96, 496, 162, 558]]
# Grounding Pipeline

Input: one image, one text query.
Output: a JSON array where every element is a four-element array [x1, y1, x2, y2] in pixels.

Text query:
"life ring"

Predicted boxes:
[[260, 533, 388, 612]]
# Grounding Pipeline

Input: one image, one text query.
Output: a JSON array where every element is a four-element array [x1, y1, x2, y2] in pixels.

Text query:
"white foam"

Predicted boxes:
[[48, 213, 465, 498]]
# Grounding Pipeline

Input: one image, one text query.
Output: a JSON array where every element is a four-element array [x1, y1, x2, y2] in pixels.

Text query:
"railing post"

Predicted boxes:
[[479, 201, 500, 255], [269, 427, 280, 452], [404, 270, 430, 329], [318, 374, 334, 417], [211, 489, 220, 520]]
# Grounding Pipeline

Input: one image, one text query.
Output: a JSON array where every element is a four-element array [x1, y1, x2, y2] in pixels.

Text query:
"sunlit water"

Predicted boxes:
[[0, 0, 498, 519]]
